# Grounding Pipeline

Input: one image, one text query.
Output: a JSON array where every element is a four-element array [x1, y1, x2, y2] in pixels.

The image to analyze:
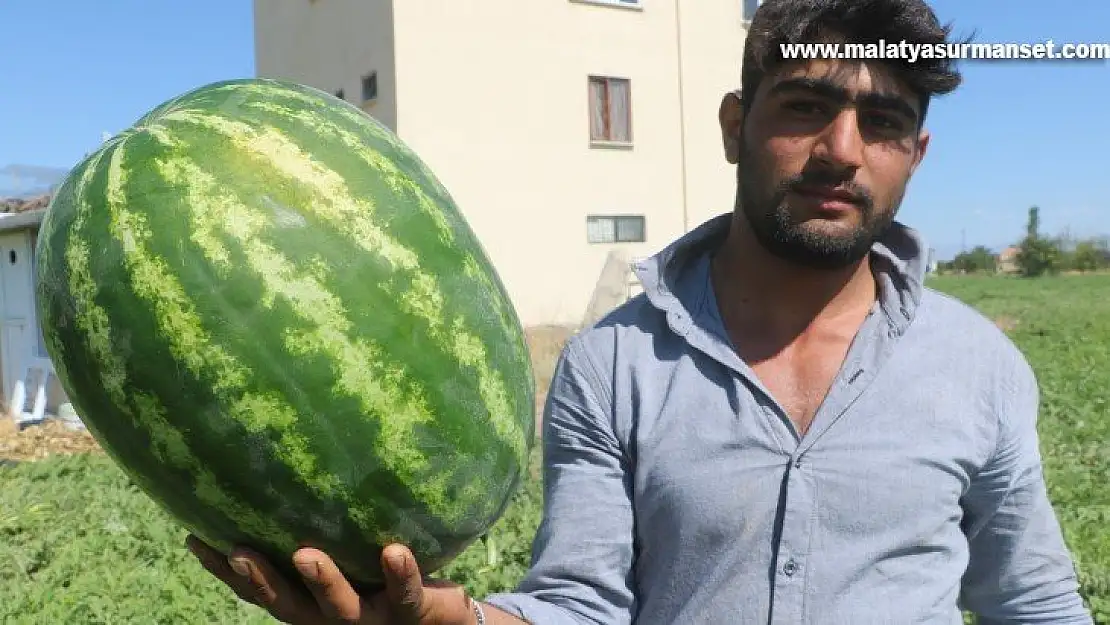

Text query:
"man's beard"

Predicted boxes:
[[737, 152, 901, 271]]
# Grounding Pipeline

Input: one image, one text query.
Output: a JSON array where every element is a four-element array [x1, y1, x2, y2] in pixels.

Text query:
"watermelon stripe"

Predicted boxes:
[[76, 132, 441, 571], [106, 140, 342, 493], [124, 127, 506, 550], [57, 137, 301, 554], [235, 84, 529, 369], [160, 81, 531, 411], [142, 78, 526, 382], [150, 81, 533, 444], [36, 78, 536, 585], [159, 158, 446, 493], [150, 108, 531, 472], [144, 142, 511, 535], [76, 129, 452, 563]]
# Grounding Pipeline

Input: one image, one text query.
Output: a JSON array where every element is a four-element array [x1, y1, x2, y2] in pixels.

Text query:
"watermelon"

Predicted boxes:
[[33, 78, 536, 586]]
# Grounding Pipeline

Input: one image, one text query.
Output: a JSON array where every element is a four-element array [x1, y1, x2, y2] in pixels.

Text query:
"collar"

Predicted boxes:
[[632, 212, 930, 338]]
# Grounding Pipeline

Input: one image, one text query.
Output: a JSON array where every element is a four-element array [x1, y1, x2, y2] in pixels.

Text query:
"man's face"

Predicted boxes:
[[725, 58, 930, 270]]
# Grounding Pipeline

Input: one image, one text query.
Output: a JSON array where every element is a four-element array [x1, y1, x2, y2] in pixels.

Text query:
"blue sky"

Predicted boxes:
[[2, 1, 1106, 260]]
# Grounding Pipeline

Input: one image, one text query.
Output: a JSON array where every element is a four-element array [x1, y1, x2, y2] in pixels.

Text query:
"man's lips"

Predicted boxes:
[[789, 184, 863, 211]]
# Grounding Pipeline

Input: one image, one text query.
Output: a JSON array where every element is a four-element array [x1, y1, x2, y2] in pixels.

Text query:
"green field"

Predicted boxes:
[[931, 274, 1110, 623], [1, 274, 1107, 623]]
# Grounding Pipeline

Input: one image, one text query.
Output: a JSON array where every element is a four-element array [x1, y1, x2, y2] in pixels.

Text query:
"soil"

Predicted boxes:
[[0, 417, 102, 464]]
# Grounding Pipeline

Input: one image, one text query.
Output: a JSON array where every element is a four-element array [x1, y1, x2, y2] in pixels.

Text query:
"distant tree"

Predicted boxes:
[[1052, 231, 1078, 271], [1073, 240, 1101, 272], [951, 245, 997, 274], [1098, 238, 1110, 269], [1015, 206, 1061, 277]]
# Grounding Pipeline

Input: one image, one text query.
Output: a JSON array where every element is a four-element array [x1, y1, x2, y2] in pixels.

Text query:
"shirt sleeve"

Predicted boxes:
[[958, 352, 1092, 624], [483, 336, 637, 625]]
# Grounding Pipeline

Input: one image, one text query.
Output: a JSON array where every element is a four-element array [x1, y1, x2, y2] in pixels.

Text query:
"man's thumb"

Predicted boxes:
[[382, 544, 425, 621]]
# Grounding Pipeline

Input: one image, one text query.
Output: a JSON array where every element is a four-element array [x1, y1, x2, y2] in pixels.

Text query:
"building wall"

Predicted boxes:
[[672, 0, 750, 228], [0, 225, 68, 416], [253, 0, 749, 327], [253, 0, 398, 130]]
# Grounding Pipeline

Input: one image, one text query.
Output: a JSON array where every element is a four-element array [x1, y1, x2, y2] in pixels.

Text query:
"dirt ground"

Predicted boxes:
[[0, 416, 102, 464], [0, 325, 575, 465]]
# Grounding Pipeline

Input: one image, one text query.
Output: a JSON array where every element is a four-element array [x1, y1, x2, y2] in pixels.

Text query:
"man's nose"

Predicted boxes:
[[811, 109, 865, 170]]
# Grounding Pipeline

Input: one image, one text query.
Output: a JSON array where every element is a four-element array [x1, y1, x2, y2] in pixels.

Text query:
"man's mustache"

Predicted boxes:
[[779, 169, 875, 211]]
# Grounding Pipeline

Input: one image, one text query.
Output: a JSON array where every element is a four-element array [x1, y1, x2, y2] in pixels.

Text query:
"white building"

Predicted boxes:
[[0, 208, 67, 423], [253, 0, 761, 326]]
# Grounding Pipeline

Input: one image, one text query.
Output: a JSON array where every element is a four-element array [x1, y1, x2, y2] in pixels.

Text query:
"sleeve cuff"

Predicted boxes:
[[482, 592, 585, 625]]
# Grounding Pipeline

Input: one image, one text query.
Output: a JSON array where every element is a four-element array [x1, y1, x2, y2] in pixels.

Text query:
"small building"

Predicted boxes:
[[998, 246, 1021, 274], [0, 197, 68, 423]]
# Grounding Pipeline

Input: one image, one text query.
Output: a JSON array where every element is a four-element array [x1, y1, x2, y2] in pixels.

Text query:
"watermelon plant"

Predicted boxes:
[[32, 78, 536, 587]]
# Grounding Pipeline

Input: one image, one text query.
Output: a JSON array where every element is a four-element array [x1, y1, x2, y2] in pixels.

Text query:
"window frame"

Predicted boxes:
[[587, 75, 633, 147], [586, 214, 647, 244], [361, 71, 378, 103]]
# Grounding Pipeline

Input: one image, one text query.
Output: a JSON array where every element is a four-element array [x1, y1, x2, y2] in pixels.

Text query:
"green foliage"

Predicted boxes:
[[1072, 240, 1103, 272], [2, 275, 1109, 623], [0, 449, 544, 624], [936, 207, 1110, 278], [930, 273, 1110, 623], [947, 245, 998, 274], [1051, 234, 1110, 273], [439, 454, 544, 598], [0, 453, 272, 624], [1016, 206, 1063, 277]]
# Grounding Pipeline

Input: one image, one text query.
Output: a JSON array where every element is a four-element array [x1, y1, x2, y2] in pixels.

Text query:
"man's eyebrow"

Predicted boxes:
[[768, 77, 919, 122]]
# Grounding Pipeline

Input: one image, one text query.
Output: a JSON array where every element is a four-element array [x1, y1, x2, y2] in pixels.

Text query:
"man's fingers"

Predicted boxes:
[[382, 544, 427, 623], [292, 547, 370, 623], [231, 547, 317, 623], [185, 535, 265, 606], [185, 535, 315, 623]]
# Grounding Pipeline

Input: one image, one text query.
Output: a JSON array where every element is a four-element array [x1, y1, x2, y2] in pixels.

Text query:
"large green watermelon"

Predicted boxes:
[[33, 78, 536, 586]]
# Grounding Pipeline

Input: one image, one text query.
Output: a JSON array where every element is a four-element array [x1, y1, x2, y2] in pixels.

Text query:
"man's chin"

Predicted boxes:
[[759, 227, 877, 270], [741, 198, 889, 270], [794, 217, 861, 242]]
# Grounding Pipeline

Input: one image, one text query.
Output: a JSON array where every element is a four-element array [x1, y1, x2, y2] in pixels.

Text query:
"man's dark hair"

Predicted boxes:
[[740, 0, 966, 124]]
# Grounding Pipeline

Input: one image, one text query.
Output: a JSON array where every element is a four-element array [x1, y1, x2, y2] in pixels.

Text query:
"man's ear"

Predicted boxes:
[[719, 90, 744, 164], [910, 129, 931, 175]]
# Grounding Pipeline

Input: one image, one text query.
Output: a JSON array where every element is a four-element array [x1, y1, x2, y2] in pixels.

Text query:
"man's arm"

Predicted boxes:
[[483, 335, 637, 625], [958, 352, 1092, 624]]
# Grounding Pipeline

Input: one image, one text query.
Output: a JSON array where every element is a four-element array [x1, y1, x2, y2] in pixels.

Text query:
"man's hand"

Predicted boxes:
[[186, 535, 479, 624]]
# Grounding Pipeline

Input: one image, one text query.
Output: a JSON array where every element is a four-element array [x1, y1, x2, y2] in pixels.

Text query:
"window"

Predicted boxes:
[[362, 72, 378, 102], [742, 0, 762, 22], [588, 76, 631, 144], [587, 215, 646, 244]]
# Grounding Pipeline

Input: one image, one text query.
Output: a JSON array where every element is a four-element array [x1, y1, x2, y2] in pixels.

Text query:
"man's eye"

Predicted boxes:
[[863, 111, 906, 134], [783, 100, 827, 116]]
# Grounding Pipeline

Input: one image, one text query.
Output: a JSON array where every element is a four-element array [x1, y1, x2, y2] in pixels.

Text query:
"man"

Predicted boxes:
[[187, 0, 1093, 622]]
